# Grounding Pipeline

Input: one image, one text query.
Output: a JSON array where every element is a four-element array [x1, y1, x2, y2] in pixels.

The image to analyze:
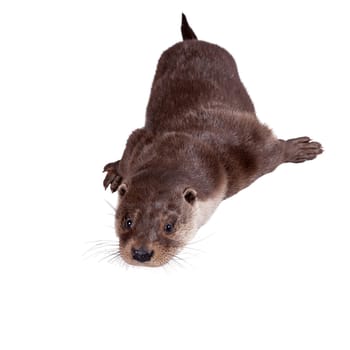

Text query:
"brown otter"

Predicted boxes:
[[103, 14, 323, 267]]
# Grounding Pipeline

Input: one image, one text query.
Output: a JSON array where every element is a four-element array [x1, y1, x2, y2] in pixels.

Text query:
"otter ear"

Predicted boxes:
[[183, 188, 197, 205], [118, 183, 128, 197]]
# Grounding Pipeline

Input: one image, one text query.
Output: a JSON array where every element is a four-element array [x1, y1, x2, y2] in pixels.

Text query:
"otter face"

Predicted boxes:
[[115, 184, 198, 267]]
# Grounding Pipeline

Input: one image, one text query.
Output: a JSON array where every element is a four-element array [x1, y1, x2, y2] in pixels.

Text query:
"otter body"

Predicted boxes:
[[103, 15, 323, 267]]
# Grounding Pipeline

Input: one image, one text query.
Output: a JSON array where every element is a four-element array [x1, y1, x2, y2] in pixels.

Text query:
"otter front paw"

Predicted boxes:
[[284, 137, 323, 163], [103, 161, 122, 193]]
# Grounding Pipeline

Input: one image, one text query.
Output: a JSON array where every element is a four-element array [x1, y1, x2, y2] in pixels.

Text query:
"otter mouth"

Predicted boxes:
[[119, 241, 182, 267], [121, 253, 172, 267]]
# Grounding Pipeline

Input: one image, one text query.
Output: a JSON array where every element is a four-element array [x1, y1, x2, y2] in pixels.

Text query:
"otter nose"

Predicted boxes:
[[132, 247, 154, 263]]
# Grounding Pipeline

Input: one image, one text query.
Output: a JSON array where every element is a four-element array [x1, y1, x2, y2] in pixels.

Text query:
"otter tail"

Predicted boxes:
[[181, 13, 198, 40]]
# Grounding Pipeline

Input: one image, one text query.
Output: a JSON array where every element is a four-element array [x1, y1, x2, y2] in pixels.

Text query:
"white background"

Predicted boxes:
[[1, 0, 349, 349]]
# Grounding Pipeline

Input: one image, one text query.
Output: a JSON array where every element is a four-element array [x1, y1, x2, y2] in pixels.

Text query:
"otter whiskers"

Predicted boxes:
[[84, 240, 121, 265]]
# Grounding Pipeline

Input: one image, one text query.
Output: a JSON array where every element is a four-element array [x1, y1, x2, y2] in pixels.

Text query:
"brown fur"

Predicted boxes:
[[103, 15, 323, 267]]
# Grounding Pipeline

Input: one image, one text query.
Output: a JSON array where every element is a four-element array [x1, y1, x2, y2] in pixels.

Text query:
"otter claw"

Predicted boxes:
[[285, 137, 323, 163], [103, 161, 122, 192]]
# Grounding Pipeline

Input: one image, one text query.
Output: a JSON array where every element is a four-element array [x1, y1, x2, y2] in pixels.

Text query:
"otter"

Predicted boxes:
[[103, 14, 323, 267]]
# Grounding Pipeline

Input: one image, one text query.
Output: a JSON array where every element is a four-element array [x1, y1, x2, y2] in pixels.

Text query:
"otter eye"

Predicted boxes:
[[125, 218, 133, 229], [164, 223, 173, 234]]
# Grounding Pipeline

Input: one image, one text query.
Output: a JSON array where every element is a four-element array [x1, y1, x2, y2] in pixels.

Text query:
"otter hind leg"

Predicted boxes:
[[284, 137, 323, 163]]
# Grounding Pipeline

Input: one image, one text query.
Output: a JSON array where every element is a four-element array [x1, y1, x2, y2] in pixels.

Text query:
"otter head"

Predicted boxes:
[[115, 178, 198, 267]]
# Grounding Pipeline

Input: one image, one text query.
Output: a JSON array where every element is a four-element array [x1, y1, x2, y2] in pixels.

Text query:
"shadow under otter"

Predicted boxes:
[[103, 14, 323, 267]]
